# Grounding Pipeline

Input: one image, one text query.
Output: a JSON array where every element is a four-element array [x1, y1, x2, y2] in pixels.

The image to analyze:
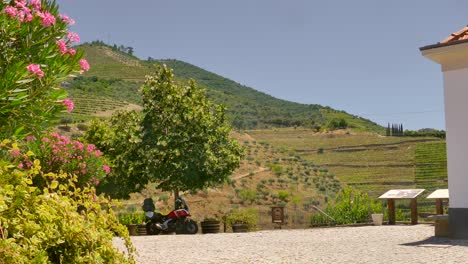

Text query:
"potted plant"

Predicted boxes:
[[370, 200, 385, 226], [118, 212, 146, 235], [225, 208, 259, 233], [201, 217, 221, 234]]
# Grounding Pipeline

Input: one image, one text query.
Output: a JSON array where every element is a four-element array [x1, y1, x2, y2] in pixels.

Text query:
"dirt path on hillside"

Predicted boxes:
[[232, 167, 268, 180]]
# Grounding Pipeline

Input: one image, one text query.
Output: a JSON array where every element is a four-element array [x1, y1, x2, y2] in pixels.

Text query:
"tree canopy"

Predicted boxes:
[[86, 65, 244, 198]]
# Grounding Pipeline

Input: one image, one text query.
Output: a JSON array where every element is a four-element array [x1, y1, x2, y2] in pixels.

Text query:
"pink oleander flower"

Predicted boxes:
[[67, 32, 80, 43], [87, 144, 96, 153], [68, 48, 76, 56], [59, 14, 75, 25], [79, 59, 90, 74], [59, 14, 68, 22], [26, 63, 44, 79], [11, 149, 20, 157], [14, 0, 26, 9], [79, 59, 90, 71], [25, 12, 33, 22], [56, 39, 67, 54], [62, 98, 74, 112], [103, 165, 111, 174], [30, 0, 41, 10], [5, 6, 18, 17], [41, 12, 55, 27]]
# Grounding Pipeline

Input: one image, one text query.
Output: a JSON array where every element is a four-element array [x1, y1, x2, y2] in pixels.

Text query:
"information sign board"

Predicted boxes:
[[379, 189, 425, 199]]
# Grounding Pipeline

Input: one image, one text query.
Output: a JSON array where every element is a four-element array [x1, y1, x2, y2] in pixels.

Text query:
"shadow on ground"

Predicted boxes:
[[402, 236, 468, 248]]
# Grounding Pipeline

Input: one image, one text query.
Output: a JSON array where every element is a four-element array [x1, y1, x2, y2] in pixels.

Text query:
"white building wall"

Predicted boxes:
[[443, 67, 468, 208]]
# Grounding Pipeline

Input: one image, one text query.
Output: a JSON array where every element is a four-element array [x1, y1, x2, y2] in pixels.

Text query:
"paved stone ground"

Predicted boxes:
[[114, 224, 468, 264]]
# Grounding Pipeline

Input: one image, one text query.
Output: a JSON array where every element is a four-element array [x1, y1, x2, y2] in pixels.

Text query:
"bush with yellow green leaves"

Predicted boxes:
[[0, 140, 136, 263]]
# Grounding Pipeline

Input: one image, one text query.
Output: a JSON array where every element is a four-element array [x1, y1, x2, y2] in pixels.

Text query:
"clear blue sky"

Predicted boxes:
[[56, 0, 468, 130]]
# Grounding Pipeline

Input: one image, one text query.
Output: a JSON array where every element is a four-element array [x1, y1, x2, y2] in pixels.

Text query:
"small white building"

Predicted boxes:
[[421, 26, 468, 238]]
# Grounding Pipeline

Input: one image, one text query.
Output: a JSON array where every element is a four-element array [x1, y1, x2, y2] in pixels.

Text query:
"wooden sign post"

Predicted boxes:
[[271, 206, 285, 229], [379, 189, 425, 225]]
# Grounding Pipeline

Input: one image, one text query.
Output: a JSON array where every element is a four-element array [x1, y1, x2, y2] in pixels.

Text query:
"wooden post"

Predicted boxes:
[[436, 199, 444, 215], [410, 198, 418, 225], [388, 199, 395, 225]]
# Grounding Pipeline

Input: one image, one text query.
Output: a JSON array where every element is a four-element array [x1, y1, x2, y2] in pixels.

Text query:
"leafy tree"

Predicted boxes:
[[84, 110, 148, 198], [86, 66, 244, 199], [0, 0, 89, 137], [140, 65, 244, 198]]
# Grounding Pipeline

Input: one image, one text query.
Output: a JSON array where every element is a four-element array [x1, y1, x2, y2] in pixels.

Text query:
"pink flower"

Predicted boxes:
[[26, 135, 36, 142], [59, 14, 68, 22], [41, 12, 55, 27], [26, 63, 44, 79], [4, 6, 18, 17], [103, 165, 111, 174], [62, 98, 74, 112], [56, 39, 67, 54], [59, 14, 75, 25], [68, 48, 76, 56], [18, 163, 24, 169], [30, 0, 41, 10], [87, 144, 96, 153], [75, 141, 84, 151], [25, 12, 33, 22], [14, 0, 26, 9], [67, 32, 80, 43], [11, 149, 20, 157], [94, 150, 102, 156], [79, 59, 90, 72]]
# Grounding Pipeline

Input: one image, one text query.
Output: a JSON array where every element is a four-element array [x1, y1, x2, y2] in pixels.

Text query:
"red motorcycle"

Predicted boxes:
[[143, 197, 198, 235]]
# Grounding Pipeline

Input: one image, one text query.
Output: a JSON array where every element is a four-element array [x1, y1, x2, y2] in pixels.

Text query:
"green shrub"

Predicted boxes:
[[239, 189, 257, 204], [310, 187, 381, 226], [0, 141, 135, 263], [118, 212, 145, 225], [225, 208, 259, 231]]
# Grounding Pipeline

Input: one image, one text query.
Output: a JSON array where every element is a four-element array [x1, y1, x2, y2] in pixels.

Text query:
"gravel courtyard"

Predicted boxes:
[[114, 224, 468, 264]]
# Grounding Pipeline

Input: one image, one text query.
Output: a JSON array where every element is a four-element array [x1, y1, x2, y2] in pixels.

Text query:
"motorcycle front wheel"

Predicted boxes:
[[146, 222, 161, 235], [185, 219, 198, 234]]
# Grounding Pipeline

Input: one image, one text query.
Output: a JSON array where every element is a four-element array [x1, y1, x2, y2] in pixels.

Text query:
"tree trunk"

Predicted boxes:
[[173, 188, 179, 208]]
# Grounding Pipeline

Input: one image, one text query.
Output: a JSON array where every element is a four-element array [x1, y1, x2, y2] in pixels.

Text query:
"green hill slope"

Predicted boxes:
[[72, 42, 384, 132]]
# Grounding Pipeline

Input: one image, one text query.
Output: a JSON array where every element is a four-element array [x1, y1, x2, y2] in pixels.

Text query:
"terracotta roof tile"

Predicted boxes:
[[440, 26, 468, 43]]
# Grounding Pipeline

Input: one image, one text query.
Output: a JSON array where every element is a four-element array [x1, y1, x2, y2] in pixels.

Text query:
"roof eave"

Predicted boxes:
[[420, 39, 468, 51]]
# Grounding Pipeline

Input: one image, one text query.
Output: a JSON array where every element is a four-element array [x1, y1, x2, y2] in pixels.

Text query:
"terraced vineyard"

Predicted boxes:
[[415, 142, 447, 192], [247, 128, 444, 197]]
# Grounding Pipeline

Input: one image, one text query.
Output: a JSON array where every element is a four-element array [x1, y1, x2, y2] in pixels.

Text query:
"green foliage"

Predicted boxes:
[[118, 212, 145, 225], [85, 66, 244, 198], [277, 190, 290, 203], [327, 118, 348, 130], [158, 193, 170, 203], [84, 111, 147, 198], [225, 208, 259, 231], [310, 187, 381, 226], [238, 189, 257, 204], [72, 43, 385, 132], [0, 1, 86, 137], [0, 141, 135, 263], [415, 142, 447, 192], [140, 65, 244, 193]]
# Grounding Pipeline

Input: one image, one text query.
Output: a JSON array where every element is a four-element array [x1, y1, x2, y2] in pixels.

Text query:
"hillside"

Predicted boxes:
[[69, 42, 384, 133], [118, 129, 446, 228]]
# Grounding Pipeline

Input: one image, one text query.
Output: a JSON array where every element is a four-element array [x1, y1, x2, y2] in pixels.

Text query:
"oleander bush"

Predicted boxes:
[[0, 140, 135, 263]]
